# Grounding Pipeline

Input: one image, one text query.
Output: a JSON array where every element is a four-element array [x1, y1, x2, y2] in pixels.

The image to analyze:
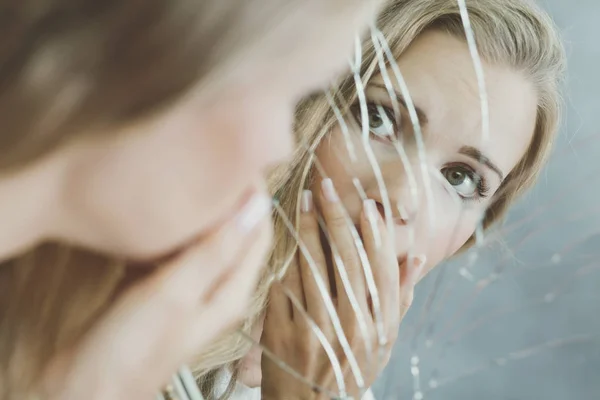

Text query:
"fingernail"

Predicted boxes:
[[363, 199, 379, 224], [321, 178, 339, 202], [364, 199, 381, 248], [414, 255, 426, 268], [236, 192, 272, 233], [410, 255, 427, 284], [301, 190, 313, 213]]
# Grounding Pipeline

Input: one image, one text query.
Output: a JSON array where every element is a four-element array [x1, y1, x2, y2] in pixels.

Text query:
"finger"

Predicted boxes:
[[188, 218, 274, 352], [398, 256, 426, 324], [360, 199, 399, 326], [151, 191, 272, 307], [280, 193, 307, 313], [283, 260, 304, 313], [297, 189, 331, 325], [65, 193, 273, 399], [319, 178, 368, 318], [267, 278, 293, 325], [398, 287, 414, 325]]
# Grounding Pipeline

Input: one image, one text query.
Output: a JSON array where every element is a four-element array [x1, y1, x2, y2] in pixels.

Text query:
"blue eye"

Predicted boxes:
[[351, 102, 399, 140], [442, 165, 484, 199], [368, 104, 396, 138]]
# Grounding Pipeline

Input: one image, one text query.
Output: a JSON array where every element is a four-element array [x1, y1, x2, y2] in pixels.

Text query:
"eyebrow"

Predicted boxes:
[[459, 146, 504, 180], [370, 82, 429, 125], [370, 82, 503, 180]]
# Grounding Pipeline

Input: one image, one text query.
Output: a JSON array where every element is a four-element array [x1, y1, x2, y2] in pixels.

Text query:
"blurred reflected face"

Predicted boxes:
[[0, 0, 383, 262], [312, 30, 538, 278]]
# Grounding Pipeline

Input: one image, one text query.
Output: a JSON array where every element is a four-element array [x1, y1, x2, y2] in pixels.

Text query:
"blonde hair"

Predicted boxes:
[[196, 0, 566, 397]]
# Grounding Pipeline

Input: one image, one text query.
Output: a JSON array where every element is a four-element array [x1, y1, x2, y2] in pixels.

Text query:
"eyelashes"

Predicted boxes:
[[441, 164, 490, 201], [348, 100, 491, 203], [350, 102, 402, 141]]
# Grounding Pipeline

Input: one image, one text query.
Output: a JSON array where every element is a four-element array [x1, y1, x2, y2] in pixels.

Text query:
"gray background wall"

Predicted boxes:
[[374, 1, 600, 398]]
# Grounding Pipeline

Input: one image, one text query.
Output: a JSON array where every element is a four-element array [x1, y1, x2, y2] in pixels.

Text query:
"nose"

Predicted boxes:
[[374, 197, 418, 226], [370, 180, 421, 226], [394, 203, 417, 225]]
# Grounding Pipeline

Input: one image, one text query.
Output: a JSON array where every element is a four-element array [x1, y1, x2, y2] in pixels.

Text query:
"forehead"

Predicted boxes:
[[370, 30, 538, 177], [250, 0, 383, 90]]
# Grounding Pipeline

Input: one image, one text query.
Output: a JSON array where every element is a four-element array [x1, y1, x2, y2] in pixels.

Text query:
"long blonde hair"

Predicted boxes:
[[195, 0, 566, 396]]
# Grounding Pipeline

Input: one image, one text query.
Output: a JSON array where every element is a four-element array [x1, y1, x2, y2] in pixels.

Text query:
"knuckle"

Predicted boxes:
[[386, 326, 399, 344], [338, 249, 361, 270], [344, 320, 359, 345], [327, 212, 349, 230], [376, 265, 392, 285], [299, 212, 319, 231], [319, 323, 336, 345], [301, 245, 323, 265], [401, 290, 415, 309], [305, 329, 321, 350]]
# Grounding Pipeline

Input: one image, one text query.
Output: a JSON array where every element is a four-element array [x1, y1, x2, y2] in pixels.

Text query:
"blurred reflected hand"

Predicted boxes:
[[39, 194, 272, 400]]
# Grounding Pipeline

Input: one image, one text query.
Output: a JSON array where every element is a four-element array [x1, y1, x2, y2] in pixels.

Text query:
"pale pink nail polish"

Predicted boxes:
[[235, 192, 272, 233], [321, 178, 339, 202], [301, 190, 313, 213], [410, 255, 427, 284], [363, 199, 379, 223], [364, 199, 382, 248]]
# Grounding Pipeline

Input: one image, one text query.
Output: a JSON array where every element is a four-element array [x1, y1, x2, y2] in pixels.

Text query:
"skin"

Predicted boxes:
[[312, 30, 537, 278], [247, 30, 538, 395], [261, 187, 423, 399], [0, 2, 385, 399], [0, 1, 382, 263]]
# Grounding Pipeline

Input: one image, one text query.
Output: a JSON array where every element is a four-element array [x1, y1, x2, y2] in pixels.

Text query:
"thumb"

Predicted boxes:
[[398, 255, 426, 322]]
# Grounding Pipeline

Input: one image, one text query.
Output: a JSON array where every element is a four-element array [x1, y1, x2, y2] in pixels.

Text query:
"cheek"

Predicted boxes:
[[68, 98, 281, 257], [429, 185, 483, 252], [201, 90, 294, 168], [433, 222, 476, 257], [139, 96, 255, 191], [417, 197, 483, 269], [164, 112, 251, 199], [411, 222, 475, 283]]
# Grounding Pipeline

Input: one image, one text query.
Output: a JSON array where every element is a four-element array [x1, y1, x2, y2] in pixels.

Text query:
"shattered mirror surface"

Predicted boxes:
[[230, 1, 600, 399], [373, 1, 600, 398]]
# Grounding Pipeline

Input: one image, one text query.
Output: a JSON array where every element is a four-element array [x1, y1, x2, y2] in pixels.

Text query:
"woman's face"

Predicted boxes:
[[312, 30, 538, 278], [0, 1, 381, 262]]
